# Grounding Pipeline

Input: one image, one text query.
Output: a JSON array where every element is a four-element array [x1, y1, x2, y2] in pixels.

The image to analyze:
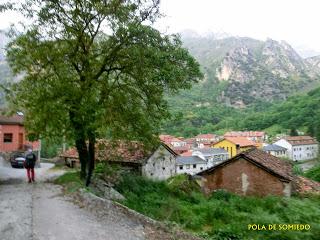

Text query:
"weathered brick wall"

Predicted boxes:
[[202, 158, 290, 197]]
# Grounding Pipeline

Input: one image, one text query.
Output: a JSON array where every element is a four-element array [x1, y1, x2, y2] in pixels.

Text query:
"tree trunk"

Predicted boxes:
[[75, 137, 88, 180], [69, 109, 89, 180], [85, 132, 95, 186]]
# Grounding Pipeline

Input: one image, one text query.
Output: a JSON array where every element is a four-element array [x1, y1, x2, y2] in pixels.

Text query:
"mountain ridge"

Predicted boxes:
[[180, 35, 320, 107]]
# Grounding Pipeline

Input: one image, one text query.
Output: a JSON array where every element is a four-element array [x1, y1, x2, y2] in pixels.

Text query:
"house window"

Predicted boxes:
[[150, 173, 154, 176], [4, 133, 13, 143], [186, 164, 190, 169], [179, 166, 183, 170], [162, 167, 165, 170], [153, 163, 155, 167], [193, 164, 196, 169]]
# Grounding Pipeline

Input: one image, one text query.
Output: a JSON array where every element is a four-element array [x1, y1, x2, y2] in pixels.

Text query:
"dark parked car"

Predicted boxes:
[[10, 152, 26, 168]]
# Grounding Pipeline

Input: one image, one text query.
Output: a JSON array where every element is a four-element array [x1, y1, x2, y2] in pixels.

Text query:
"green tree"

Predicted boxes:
[[2, 0, 202, 185]]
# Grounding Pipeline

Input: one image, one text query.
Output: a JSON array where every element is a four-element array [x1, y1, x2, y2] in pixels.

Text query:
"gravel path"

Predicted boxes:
[[0, 158, 145, 240], [0, 182, 145, 240]]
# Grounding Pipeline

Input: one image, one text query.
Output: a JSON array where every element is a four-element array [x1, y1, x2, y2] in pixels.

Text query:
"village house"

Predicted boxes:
[[0, 114, 40, 154], [212, 137, 257, 158], [159, 134, 187, 147], [192, 148, 229, 167], [263, 144, 287, 158], [195, 133, 219, 143], [176, 155, 207, 175], [274, 136, 318, 161], [224, 131, 267, 143], [60, 140, 178, 180], [196, 148, 294, 197]]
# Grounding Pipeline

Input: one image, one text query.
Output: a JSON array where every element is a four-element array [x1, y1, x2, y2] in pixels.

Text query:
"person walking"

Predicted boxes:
[[24, 148, 37, 183]]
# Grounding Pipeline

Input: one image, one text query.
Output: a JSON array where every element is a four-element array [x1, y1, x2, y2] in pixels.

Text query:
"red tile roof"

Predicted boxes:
[[198, 148, 293, 181], [224, 131, 265, 137], [285, 136, 318, 146], [180, 150, 193, 156], [224, 137, 257, 147], [293, 176, 320, 195], [60, 140, 177, 164]]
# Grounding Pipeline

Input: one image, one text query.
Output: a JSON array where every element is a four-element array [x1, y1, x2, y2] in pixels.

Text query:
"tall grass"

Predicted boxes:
[[115, 174, 320, 240]]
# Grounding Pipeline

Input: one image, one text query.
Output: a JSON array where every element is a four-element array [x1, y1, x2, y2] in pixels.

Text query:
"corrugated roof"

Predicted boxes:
[[263, 144, 287, 151], [198, 148, 293, 181], [176, 156, 206, 165]]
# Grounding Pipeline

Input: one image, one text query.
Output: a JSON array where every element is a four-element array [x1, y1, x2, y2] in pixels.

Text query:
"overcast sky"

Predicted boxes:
[[156, 0, 320, 53], [1, 0, 320, 53]]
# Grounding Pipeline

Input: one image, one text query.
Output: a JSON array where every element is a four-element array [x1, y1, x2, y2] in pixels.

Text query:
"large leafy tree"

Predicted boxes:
[[2, 0, 202, 185]]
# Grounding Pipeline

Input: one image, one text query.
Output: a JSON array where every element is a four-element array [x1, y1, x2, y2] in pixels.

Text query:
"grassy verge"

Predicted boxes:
[[54, 171, 84, 193], [114, 174, 320, 240]]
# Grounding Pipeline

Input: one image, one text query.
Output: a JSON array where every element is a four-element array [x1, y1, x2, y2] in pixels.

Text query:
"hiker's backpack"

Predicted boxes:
[[25, 153, 36, 168]]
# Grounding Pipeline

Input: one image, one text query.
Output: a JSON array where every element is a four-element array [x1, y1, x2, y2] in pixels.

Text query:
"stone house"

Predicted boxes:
[[192, 148, 229, 167], [274, 136, 318, 161], [176, 156, 207, 175], [263, 144, 287, 158], [196, 148, 293, 197], [60, 140, 178, 180]]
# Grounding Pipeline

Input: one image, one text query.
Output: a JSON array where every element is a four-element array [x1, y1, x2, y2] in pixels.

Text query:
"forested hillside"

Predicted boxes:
[[163, 86, 320, 141], [160, 35, 320, 139]]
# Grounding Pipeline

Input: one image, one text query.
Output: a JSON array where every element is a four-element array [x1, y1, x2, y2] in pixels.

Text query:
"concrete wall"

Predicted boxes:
[[142, 145, 176, 180], [176, 162, 207, 175], [201, 158, 291, 197]]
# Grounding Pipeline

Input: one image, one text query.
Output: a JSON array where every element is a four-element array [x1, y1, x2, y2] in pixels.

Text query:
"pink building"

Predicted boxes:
[[0, 114, 39, 152]]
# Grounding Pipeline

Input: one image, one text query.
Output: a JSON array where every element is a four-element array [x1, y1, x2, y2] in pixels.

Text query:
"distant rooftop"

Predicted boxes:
[[193, 148, 228, 155], [224, 137, 257, 147], [285, 136, 318, 146], [224, 131, 265, 137], [263, 144, 287, 152], [176, 156, 206, 165]]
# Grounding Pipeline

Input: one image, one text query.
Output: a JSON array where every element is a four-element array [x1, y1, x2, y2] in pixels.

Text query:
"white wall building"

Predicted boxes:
[[176, 156, 207, 175], [142, 143, 178, 180], [192, 148, 229, 168], [274, 136, 318, 161], [262, 144, 288, 158]]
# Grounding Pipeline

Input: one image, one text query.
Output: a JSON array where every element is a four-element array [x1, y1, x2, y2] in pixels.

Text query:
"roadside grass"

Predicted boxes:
[[115, 174, 320, 240], [54, 171, 84, 193]]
